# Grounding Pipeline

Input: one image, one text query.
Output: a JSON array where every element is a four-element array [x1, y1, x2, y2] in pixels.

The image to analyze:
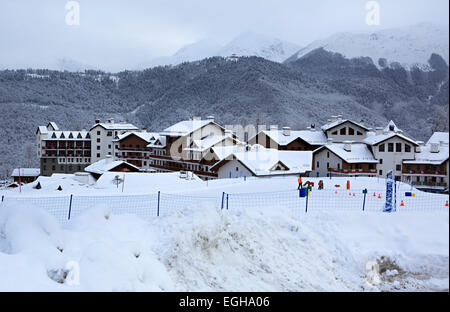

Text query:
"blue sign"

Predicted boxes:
[[384, 171, 394, 212]]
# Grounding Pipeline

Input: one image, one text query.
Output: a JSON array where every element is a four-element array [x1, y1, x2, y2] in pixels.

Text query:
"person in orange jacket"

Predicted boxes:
[[297, 176, 303, 190]]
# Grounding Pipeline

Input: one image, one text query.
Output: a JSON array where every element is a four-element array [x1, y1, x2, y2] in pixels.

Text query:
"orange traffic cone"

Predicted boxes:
[[378, 194, 382, 199], [353, 193, 356, 197], [373, 192, 376, 197], [445, 200, 449, 207], [349, 193, 352, 197], [400, 200, 405, 207]]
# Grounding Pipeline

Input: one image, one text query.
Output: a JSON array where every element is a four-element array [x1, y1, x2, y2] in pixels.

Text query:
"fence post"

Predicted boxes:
[[226, 194, 229, 210], [68, 194, 73, 220], [362, 193, 366, 211], [305, 191, 309, 213], [157, 191, 160, 217], [221, 192, 225, 210], [1, 195, 3, 202]]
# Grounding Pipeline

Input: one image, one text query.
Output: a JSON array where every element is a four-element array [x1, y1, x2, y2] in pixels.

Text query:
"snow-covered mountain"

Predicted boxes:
[[52, 58, 97, 72], [139, 33, 300, 69], [141, 39, 223, 68], [286, 23, 449, 69], [217, 32, 300, 63]]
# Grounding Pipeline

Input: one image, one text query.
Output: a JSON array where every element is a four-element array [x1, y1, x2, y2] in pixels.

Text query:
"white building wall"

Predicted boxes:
[[371, 136, 416, 178], [326, 122, 368, 143], [90, 124, 136, 163], [310, 148, 343, 177], [217, 160, 253, 179]]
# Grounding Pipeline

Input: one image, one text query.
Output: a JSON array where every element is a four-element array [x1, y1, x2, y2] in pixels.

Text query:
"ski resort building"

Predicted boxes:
[[11, 168, 40, 184], [36, 120, 138, 176]]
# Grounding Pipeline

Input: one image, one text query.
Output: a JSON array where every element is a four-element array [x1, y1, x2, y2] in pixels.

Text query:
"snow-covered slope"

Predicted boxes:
[[140, 33, 300, 68], [218, 32, 300, 63], [287, 23, 449, 68], [141, 39, 223, 68]]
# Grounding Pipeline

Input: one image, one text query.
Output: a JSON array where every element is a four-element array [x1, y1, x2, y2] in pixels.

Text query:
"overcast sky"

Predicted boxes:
[[0, 0, 448, 71]]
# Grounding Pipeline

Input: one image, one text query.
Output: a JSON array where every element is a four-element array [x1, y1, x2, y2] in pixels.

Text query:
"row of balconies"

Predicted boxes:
[[43, 146, 91, 150], [327, 168, 377, 174], [402, 170, 447, 176], [414, 182, 448, 188]]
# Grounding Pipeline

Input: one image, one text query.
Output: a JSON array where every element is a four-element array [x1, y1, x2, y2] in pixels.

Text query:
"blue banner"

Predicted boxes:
[[384, 171, 394, 212]]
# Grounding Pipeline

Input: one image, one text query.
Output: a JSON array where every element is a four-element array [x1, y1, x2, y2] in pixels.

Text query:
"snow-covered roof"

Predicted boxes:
[[427, 132, 449, 145], [43, 130, 91, 141], [117, 131, 160, 143], [384, 120, 403, 133], [261, 130, 328, 146], [37, 126, 48, 134], [185, 135, 237, 152], [321, 119, 370, 132], [11, 168, 40, 177], [147, 136, 167, 148], [91, 122, 138, 131], [209, 145, 248, 161], [212, 149, 313, 176], [84, 158, 140, 175], [160, 119, 221, 136], [403, 144, 449, 165], [48, 122, 59, 131], [316, 143, 378, 164], [363, 131, 417, 146]]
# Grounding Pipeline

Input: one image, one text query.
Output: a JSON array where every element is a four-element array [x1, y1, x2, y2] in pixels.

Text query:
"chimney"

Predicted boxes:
[[283, 127, 291, 136], [192, 116, 201, 121], [337, 115, 343, 122], [310, 124, 316, 131], [95, 119, 100, 124], [270, 125, 278, 131], [343, 141, 352, 152], [430, 143, 440, 153], [327, 138, 333, 146], [105, 155, 113, 163], [142, 128, 147, 133], [327, 119, 332, 125], [107, 119, 114, 124], [330, 116, 338, 123], [206, 115, 215, 121], [375, 127, 383, 135], [416, 141, 424, 153]]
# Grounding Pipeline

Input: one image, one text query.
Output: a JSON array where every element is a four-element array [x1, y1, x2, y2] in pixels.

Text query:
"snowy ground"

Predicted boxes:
[[0, 174, 448, 291]]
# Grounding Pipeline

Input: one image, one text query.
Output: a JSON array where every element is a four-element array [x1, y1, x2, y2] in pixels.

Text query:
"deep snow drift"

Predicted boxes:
[[0, 200, 448, 291]]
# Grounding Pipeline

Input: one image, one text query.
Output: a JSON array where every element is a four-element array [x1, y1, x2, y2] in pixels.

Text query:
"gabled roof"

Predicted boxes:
[[43, 130, 91, 141], [321, 119, 370, 132], [160, 119, 223, 137], [211, 149, 313, 176], [90, 122, 138, 131], [84, 158, 140, 175], [384, 120, 402, 133], [47, 122, 59, 131], [117, 131, 160, 143], [363, 131, 418, 146], [11, 168, 40, 177], [314, 143, 378, 164], [147, 136, 167, 148], [258, 130, 328, 146], [427, 132, 449, 145], [184, 135, 238, 152]]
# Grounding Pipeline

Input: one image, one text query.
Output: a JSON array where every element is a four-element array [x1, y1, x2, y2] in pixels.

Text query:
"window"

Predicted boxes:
[[348, 128, 355, 135], [396, 165, 401, 171], [379, 170, 383, 175], [78, 166, 81, 171], [317, 161, 319, 168], [379, 144, 385, 152], [52, 165, 55, 170], [97, 153, 100, 158], [340, 128, 346, 135], [379, 159, 383, 164], [396, 143, 402, 153], [236, 167, 239, 172], [327, 162, 330, 168], [332, 131, 338, 135], [388, 143, 394, 152], [405, 144, 411, 153], [97, 146, 100, 150], [327, 152, 330, 158], [97, 131, 101, 135], [107, 131, 112, 137], [357, 131, 363, 136], [337, 163, 340, 170], [97, 138, 101, 143], [43, 165, 47, 171], [108, 145, 111, 149]]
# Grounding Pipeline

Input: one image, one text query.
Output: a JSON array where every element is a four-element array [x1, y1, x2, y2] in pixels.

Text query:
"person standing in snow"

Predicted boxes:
[[297, 176, 303, 190]]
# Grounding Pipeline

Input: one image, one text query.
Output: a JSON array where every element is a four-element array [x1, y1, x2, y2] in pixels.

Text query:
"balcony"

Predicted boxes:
[[402, 170, 447, 177], [328, 168, 377, 175]]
